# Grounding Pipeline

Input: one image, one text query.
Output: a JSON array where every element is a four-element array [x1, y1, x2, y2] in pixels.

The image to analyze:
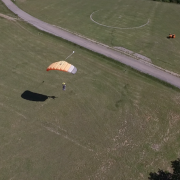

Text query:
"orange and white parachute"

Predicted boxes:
[[46, 61, 77, 74]]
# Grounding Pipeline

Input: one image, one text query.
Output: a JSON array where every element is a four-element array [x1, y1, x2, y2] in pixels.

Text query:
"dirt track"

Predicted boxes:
[[0, 12, 17, 20], [2, 0, 180, 89]]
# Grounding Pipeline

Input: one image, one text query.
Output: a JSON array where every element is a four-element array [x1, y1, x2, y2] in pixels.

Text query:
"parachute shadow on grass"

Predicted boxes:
[[21, 90, 57, 102]]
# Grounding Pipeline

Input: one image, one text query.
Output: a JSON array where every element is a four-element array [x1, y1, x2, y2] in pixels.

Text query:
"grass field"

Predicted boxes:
[[14, 0, 180, 73], [1, 1, 180, 180]]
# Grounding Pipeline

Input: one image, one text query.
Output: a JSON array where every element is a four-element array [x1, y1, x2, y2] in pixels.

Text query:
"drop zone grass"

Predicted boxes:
[[1, 2, 180, 180], [15, 0, 180, 73]]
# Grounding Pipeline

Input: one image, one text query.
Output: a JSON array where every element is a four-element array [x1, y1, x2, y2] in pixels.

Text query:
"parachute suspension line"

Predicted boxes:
[[46, 51, 77, 74], [65, 51, 75, 60]]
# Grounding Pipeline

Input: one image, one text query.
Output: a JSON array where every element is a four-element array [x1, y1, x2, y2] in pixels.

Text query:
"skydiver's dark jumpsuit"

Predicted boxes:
[[62, 84, 66, 90]]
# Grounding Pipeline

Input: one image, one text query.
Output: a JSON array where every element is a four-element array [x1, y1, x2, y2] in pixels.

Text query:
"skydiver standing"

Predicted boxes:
[[62, 82, 66, 91]]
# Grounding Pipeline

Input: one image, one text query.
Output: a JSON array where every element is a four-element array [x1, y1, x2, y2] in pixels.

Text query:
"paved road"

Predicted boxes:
[[2, 0, 180, 89]]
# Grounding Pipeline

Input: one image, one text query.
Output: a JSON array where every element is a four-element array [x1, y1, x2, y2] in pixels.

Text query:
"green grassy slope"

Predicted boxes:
[[1, 2, 180, 180], [14, 0, 180, 73]]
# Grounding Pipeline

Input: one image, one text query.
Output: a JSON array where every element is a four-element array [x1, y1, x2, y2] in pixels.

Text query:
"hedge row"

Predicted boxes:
[[153, 0, 180, 3]]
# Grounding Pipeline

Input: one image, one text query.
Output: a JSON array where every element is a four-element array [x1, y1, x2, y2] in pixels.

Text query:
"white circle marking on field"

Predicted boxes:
[[90, 10, 150, 30]]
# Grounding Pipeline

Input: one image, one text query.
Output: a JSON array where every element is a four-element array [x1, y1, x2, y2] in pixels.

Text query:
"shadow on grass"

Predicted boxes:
[[148, 158, 180, 180], [21, 90, 57, 101]]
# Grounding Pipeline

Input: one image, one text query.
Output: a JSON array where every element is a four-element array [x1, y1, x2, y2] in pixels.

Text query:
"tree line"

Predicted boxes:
[[153, 0, 180, 3]]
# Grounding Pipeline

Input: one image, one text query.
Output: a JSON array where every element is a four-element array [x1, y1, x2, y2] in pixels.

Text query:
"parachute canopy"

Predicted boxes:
[[46, 61, 77, 74]]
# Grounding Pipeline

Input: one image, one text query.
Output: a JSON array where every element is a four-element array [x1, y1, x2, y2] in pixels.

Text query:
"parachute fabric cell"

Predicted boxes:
[[46, 61, 77, 74]]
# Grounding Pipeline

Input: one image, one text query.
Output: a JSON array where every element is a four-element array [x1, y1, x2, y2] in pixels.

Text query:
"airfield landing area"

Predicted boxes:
[[2, 0, 180, 89]]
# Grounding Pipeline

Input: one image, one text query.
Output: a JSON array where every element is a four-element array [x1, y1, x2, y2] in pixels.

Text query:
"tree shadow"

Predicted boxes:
[[148, 158, 180, 180], [21, 90, 57, 102]]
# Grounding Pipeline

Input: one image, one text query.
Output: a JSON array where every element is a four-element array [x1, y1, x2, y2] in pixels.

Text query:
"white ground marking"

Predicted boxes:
[[15, 111, 27, 119], [90, 10, 150, 29], [43, 126, 94, 152]]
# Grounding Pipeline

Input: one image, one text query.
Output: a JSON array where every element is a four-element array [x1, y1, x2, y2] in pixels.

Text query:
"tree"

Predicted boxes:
[[148, 158, 180, 180]]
